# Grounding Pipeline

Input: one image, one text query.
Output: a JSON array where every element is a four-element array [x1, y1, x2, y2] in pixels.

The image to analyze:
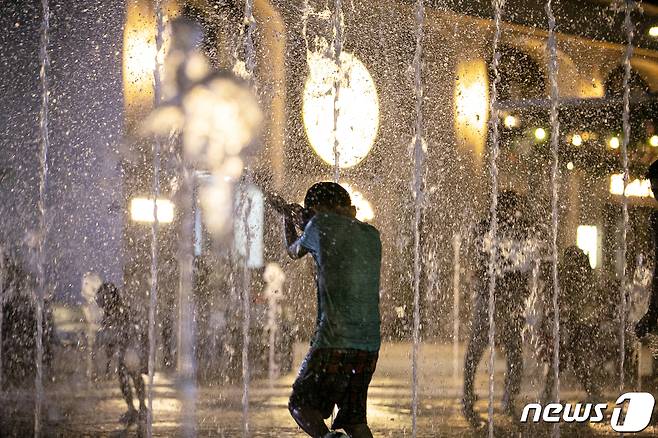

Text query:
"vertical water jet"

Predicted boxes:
[[35, 0, 51, 435], [545, 3, 561, 437], [619, 0, 635, 393], [486, 1, 504, 436], [240, 2, 257, 434], [332, 0, 343, 182], [452, 233, 461, 381], [411, 0, 425, 436], [146, 1, 165, 436]]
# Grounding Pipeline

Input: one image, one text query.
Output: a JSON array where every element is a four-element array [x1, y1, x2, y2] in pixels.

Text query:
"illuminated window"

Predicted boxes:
[[609, 174, 654, 198], [454, 59, 488, 161], [303, 51, 379, 169], [130, 198, 174, 223], [576, 225, 598, 269]]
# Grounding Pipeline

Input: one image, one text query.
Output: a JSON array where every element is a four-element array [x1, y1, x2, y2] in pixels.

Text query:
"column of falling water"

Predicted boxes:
[[619, 0, 635, 393], [332, 0, 343, 182], [243, 0, 256, 80], [241, 1, 256, 435], [35, 0, 51, 435], [178, 164, 196, 437], [545, 6, 561, 438], [410, 0, 424, 436], [452, 234, 461, 381], [147, 1, 165, 436], [486, 1, 504, 437], [0, 247, 4, 390], [240, 190, 252, 438]]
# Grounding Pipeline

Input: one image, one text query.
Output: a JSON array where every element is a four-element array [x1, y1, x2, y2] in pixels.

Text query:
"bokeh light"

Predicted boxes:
[[534, 127, 547, 141]]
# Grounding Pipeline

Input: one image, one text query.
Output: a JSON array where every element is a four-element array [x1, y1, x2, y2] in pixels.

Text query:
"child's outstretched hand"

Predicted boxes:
[[265, 192, 290, 214], [265, 192, 309, 229]]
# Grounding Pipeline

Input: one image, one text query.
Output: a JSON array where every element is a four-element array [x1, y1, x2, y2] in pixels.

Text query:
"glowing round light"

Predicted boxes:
[[341, 183, 374, 222], [571, 134, 583, 146], [609, 136, 620, 149], [503, 115, 519, 129], [534, 127, 547, 141], [650, 135, 658, 147], [566, 161, 574, 171], [303, 51, 379, 169], [649, 26, 658, 37]]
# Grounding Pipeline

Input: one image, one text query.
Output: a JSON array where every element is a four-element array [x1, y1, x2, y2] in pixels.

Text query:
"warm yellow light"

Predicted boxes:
[[122, 1, 178, 116], [576, 225, 598, 269], [123, 2, 156, 113], [571, 134, 583, 146], [650, 135, 658, 147], [649, 26, 658, 37], [534, 127, 547, 141], [341, 183, 374, 222], [609, 173, 654, 198], [567, 161, 574, 170], [503, 115, 519, 129], [609, 136, 620, 149], [302, 51, 379, 169], [454, 59, 488, 163], [130, 198, 175, 223]]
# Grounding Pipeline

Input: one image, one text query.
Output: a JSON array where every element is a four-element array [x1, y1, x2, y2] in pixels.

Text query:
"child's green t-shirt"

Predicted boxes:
[[299, 212, 381, 352]]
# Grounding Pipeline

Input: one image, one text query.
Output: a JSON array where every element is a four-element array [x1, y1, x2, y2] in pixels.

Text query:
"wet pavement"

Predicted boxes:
[[1, 342, 656, 437]]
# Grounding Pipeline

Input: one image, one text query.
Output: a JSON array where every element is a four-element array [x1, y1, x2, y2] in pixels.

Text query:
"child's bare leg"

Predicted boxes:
[[288, 403, 330, 438], [117, 362, 135, 411], [132, 372, 146, 411], [344, 423, 373, 438]]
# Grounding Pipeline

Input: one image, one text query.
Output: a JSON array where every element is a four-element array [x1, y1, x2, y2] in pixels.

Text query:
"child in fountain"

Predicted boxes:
[[275, 182, 381, 438], [540, 246, 603, 402], [96, 282, 148, 425], [462, 190, 535, 428]]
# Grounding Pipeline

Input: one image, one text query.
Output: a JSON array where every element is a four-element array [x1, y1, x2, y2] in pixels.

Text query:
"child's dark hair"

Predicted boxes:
[[96, 282, 120, 310], [304, 182, 351, 210], [646, 159, 658, 180]]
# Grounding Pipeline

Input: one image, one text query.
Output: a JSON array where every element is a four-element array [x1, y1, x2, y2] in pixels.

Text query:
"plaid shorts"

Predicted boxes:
[[289, 348, 378, 430]]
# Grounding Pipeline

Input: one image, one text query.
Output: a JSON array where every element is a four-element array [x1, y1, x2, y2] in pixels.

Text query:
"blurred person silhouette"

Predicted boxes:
[[540, 246, 603, 402], [96, 282, 147, 424], [1, 249, 56, 387], [462, 190, 535, 428], [636, 159, 658, 339], [270, 182, 381, 438]]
